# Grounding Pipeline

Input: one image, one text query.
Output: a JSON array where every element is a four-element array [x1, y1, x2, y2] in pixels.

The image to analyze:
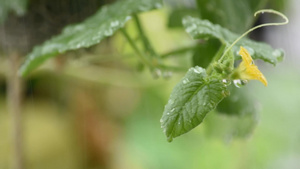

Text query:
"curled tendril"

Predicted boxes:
[[220, 9, 289, 62]]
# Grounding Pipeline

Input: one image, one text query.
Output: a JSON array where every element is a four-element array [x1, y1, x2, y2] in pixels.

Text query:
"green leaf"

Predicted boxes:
[[182, 16, 284, 66], [203, 86, 259, 140], [192, 39, 221, 68], [196, 0, 265, 33], [204, 110, 258, 140], [19, 0, 162, 76], [160, 66, 228, 142], [167, 8, 199, 28], [217, 85, 258, 116], [0, 0, 28, 23]]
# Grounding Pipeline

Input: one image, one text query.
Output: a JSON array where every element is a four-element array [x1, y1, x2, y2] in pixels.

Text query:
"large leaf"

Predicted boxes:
[[183, 16, 284, 66], [196, 0, 265, 33], [160, 66, 228, 142], [19, 0, 162, 76], [0, 0, 28, 23]]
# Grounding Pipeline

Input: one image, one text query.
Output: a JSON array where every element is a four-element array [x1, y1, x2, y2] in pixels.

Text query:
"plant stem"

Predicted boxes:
[[7, 52, 24, 169], [133, 14, 158, 58], [160, 46, 197, 58], [120, 28, 153, 68], [219, 9, 289, 62]]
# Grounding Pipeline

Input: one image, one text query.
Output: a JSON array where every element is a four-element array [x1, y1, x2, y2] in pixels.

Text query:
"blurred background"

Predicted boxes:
[[1, 0, 300, 169]]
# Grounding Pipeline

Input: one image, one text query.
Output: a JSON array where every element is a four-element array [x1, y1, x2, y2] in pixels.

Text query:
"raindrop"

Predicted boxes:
[[222, 79, 231, 86], [160, 119, 163, 123], [233, 79, 247, 88], [233, 79, 242, 88], [152, 68, 162, 79], [110, 21, 119, 27], [167, 113, 170, 115], [171, 108, 175, 113], [104, 29, 113, 36], [76, 43, 82, 48], [183, 78, 190, 84], [191, 66, 203, 74], [168, 99, 174, 105], [178, 121, 181, 125], [186, 23, 197, 33]]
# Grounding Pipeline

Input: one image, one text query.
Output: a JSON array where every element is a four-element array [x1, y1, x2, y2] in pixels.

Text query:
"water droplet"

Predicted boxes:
[[233, 79, 248, 88], [104, 29, 113, 36], [171, 108, 175, 113], [76, 43, 82, 48], [178, 121, 181, 125], [110, 21, 119, 27], [190, 66, 203, 74], [233, 79, 242, 88], [183, 78, 190, 84], [152, 68, 162, 79], [203, 102, 207, 106], [186, 23, 197, 33], [160, 119, 163, 123], [168, 99, 174, 105], [167, 113, 170, 115]]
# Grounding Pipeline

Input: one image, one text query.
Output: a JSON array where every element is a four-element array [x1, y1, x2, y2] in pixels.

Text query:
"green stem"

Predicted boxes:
[[120, 28, 153, 67], [161, 46, 197, 58], [219, 9, 289, 62], [157, 64, 187, 72], [133, 14, 158, 58]]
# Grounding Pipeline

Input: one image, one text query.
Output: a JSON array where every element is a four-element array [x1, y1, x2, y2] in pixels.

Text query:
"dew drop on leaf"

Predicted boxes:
[[233, 79, 248, 88], [171, 108, 175, 113]]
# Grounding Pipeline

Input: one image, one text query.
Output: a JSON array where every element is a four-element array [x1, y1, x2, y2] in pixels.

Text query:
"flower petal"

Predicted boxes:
[[238, 46, 268, 86]]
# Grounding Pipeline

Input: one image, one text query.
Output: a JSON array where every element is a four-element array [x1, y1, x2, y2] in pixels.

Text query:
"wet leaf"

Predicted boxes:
[[160, 66, 227, 142], [196, 0, 264, 33], [183, 16, 284, 66], [19, 0, 162, 76]]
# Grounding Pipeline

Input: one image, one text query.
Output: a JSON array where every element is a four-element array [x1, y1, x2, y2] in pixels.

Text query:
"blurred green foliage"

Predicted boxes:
[[0, 0, 295, 168]]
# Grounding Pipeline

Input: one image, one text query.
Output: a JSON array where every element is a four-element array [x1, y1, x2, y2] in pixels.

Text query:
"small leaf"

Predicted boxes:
[[160, 66, 227, 142], [183, 16, 284, 65], [19, 0, 162, 76]]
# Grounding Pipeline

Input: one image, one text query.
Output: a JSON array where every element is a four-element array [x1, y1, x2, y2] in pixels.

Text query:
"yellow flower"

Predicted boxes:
[[236, 46, 268, 86]]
